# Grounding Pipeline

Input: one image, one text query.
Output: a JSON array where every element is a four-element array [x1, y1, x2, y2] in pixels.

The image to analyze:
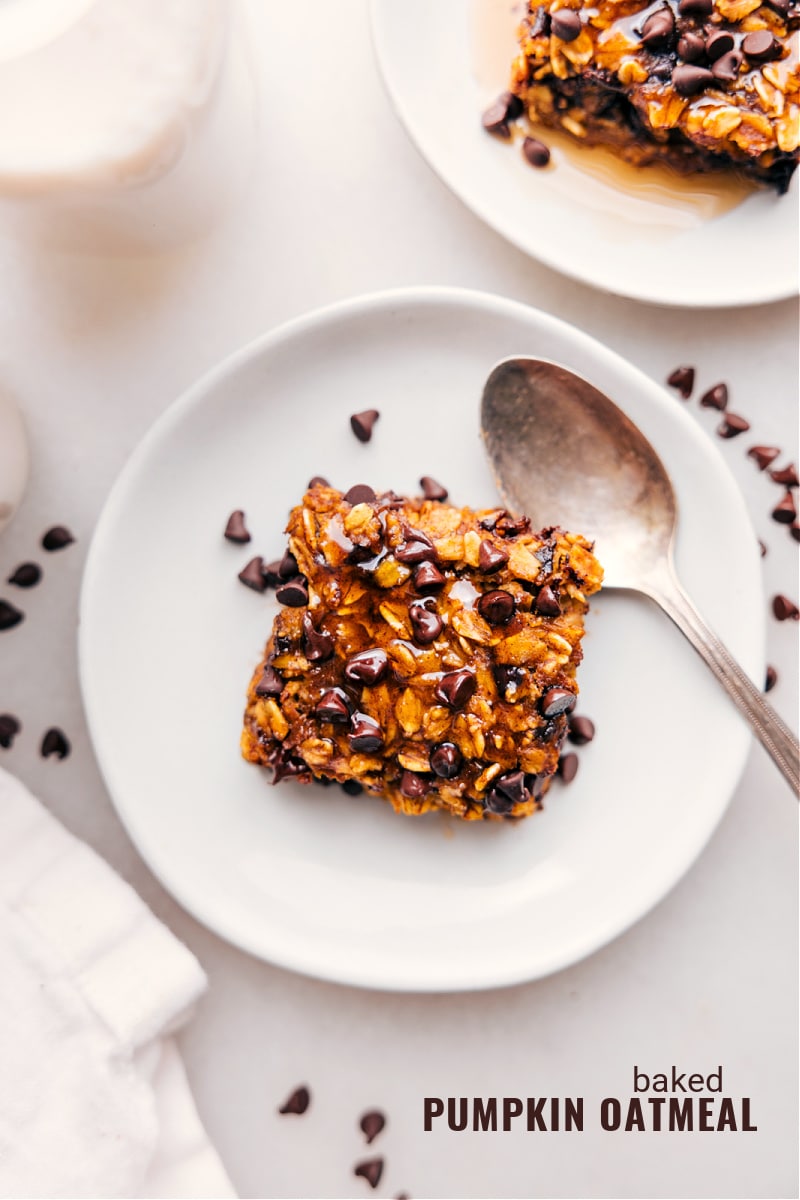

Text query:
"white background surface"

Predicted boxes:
[[0, 2, 797, 1197]]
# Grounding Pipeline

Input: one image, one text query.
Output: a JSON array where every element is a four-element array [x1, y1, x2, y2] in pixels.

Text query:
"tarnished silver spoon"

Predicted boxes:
[[481, 357, 799, 793]]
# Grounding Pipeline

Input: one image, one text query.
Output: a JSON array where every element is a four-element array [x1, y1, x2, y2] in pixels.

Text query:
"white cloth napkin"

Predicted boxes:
[[0, 766, 235, 1199]]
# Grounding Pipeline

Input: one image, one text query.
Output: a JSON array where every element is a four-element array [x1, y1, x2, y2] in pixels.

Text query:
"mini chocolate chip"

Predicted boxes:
[[262, 559, 284, 587], [479, 510, 504, 531], [481, 100, 512, 137], [308, 475, 329, 488], [772, 491, 797, 524], [408, 599, 443, 645], [494, 770, 529, 807], [759, 539, 768, 557], [401, 770, 430, 798], [477, 589, 515, 625], [238, 556, 267, 592], [303, 613, 334, 662], [345, 484, 377, 505], [705, 30, 734, 60], [430, 742, 462, 778], [748, 445, 781, 470], [494, 663, 525, 699], [568, 714, 596, 745], [640, 7, 675, 49], [272, 754, 310, 783], [742, 29, 781, 61], [770, 463, 799, 487], [396, 533, 437, 564], [699, 382, 728, 410], [673, 64, 714, 96], [279, 1086, 310, 1115], [0, 600, 24, 631], [711, 49, 743, 81], [223, 511, 250, 543], [765, 665, 778, 692], [42, 525, 75, 552], [540, 687, 577, 717], [678, 0, 713, 14], [478, 540, 509, 572], [678, 32, 707, 63], [41, 728, 70, 760], [717, 413, 750, 438], [275, 576, 308, 607], [349, 713, 384, 754], [342, 780, 364, 796], [344, 648, 389, 685], [496, 513, 530, 538], [255, 666, 284, 697], [484, 786, 515, 816], [551, 9, 582, 39], [667, 366, 695, 398], [420, 475, 448, 501], [435, 669, 476, 709], [772, 594, 799, 620], [0, 714, 21, 749], [522, 136, 551, 167], [360, 1110, 386, 1144], [535, 584, 561, 616], [413, 561, 445, 591], [314, 687, 352, 723], [354, 1158, 384, 1190], [277, 550, 297, 579], [351, 409, 380, 443], [559, 753, 579, 783], [7, 563, 41, 588]]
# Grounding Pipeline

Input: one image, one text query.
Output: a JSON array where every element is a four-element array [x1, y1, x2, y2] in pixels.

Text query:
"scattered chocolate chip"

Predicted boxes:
[[748, 445, 781, 471], [759, 539, 768, 557], [41, 728, 70, 760], [493, 663, 525, 700], [42, 525, 75, 552], [0, 600, 24, 631], [765, 665, 778, 692], [772, 594, 799, 620], [770, 463, 799, 487], [279, 1086, 310, 1115], [223, 511, 250, 544], [413, 561, 445, 592], [255, 666, 284, 698], [482, 99, 512, 137], [308, 475, 329, 488], [490, 770, 529, 812], [496, 513, 530, 538], [401, 770, 430, 797], [699, 382, 728, 410], [408, 599, 443, 645], [430, 742, 462, 778], [742, 29, 781, 61], [522, 136, 551, 167], [434, 669, 477, 710], [705, 30, 734, 61], [534, 584, 561, 616], [349, 713, 384, 754], [262, 559, 284, 587], [344, 648, 389, 685], [540, 687, 577, 717], [678, 0, 713, 14], [0, 714, 21, 749], [7, 563, 41, 588], [478, 540, 509, 572], [673, 64, 714, 96], [279, 550, 298, 579], [711, 49, 743, 81], [640, 7, 675, 49], [345, 484, 377, 506], [360, 1110, 386, 1144], [568, 714, 595, 745], [314, 688, 352, 723], [354, 1158, 384, 1190], [551, 9, 582, 39], [303, 613, 334, 662], [677, 32, 707, 63], [275, 576, 308, 607], [342, 780, 364, 796], [396, 531, 437, 564], [238, 556, 267, 592], [558, 753, 579, 783], [667, 365, 695, 398], [772, 491, 797, 524], [420, 475, 448, 501], [717, 413, 750, 438], [477, 589, 515, 626], [351, 409, 380, 443]]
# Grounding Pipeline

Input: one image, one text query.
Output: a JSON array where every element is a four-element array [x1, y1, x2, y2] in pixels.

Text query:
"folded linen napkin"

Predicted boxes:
[[0, 766, 234, 1199]]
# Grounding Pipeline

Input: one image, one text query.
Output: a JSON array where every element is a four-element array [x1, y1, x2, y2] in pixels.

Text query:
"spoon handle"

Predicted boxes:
[[642, 566, 799, 794]]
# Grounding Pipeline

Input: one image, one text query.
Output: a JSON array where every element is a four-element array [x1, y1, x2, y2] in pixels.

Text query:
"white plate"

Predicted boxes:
[[80, 287, 763, 991], [370, 0, 799, 307]]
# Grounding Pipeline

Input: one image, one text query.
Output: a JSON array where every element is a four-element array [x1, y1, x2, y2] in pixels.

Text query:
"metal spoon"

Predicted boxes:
[[481, 357, 799, 793]]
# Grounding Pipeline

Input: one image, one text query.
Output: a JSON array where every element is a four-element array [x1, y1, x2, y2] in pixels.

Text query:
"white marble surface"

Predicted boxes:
[[0, 2, 797, 1197]]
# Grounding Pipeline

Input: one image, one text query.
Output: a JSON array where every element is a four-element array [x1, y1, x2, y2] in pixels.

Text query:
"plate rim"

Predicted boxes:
[[368, 0, 798, 309], [78, 285, 761, 992]]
